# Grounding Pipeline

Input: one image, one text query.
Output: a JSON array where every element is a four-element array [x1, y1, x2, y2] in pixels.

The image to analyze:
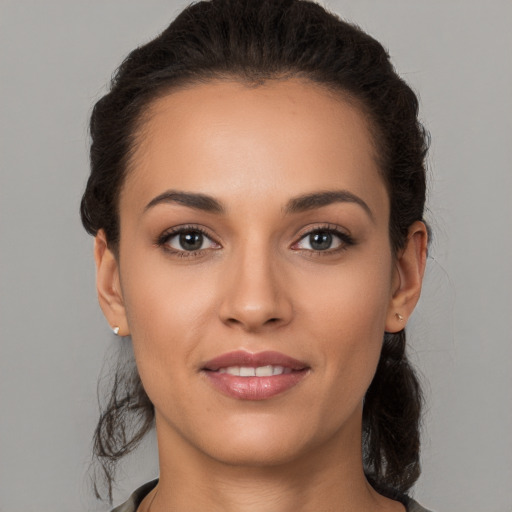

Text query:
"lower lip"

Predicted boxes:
[[203, 370, 309, 400]]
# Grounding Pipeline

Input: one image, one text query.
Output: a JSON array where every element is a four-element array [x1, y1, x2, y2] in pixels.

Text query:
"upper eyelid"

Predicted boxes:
[[160, 224, 217, 239], [295, 223, 351, 239]]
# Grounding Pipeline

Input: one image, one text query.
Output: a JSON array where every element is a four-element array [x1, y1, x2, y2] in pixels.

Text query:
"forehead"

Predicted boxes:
[[121, 78, 388, 219]]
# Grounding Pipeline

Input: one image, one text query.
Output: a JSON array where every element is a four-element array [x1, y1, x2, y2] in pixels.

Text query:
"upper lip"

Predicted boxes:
[[202, 350, 308, 371]]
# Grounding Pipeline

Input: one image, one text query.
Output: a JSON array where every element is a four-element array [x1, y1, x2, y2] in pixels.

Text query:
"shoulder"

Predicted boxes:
[[405, 496, 437, 512], [110, 480, 158, 512], [110, 481, 436, 512]]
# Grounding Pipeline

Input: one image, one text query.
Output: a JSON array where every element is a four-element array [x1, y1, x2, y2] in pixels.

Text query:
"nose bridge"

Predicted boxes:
[[219, 235, 292, 331]]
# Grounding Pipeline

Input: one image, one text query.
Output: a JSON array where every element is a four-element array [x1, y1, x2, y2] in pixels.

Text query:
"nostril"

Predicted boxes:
[[224, 316, 282, 330]]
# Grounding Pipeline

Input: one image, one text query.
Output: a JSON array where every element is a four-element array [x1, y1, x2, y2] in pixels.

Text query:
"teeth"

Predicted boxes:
[[273, 365, 284, 375], [218, 365, 289, 377], [240, 367, 255, 377], [255, 365, 273, 377]]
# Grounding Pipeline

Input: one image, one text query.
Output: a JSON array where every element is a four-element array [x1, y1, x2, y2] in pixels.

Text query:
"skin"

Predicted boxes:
[[95, 79, 427, 512]]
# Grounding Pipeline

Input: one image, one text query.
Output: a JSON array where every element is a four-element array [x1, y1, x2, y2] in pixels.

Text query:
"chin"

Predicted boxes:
[[208, 438, 309, 468], [193, 416, 323, 468]]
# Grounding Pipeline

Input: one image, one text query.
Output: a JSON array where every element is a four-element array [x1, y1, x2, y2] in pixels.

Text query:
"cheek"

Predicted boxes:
[[305, 251, 393, 338], [301, 250, 393, 394], [119, 251, 219, 380]]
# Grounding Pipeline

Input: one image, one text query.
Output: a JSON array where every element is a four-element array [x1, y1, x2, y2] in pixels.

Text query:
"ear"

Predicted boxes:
[[385, 221, 428, 333], [94, 230, 129, 336]]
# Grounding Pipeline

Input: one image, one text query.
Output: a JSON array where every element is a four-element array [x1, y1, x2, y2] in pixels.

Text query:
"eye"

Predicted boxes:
[[293, 227, 354, 253], [157, 226, 220, 255]]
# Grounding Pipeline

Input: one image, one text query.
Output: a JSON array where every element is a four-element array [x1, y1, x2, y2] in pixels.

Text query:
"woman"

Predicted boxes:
[[81, 0, 432, 510]]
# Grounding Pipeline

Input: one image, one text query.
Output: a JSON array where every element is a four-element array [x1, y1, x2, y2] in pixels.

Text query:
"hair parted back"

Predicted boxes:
[[81, 0, 429, 503]]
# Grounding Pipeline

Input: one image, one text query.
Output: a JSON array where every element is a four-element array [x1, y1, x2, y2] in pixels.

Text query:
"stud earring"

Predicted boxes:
[[395, 313, 404, 322], [112, 326, 120, 335]]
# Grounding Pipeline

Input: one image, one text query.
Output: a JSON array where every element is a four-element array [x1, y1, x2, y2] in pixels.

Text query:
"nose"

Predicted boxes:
[[218, 245, 293, 332]]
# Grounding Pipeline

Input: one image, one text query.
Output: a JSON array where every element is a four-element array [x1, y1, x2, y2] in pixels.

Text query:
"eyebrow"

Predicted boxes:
[[144, 190, 225, 214], [144, 188, 374, 221], [284, 190, 374, 222]]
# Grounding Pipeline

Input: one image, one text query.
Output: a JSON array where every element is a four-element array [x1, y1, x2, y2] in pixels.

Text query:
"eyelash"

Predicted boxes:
[[155, 223, 355, 258], [292, 224, 355, 257], [156, 224, 218, 258]]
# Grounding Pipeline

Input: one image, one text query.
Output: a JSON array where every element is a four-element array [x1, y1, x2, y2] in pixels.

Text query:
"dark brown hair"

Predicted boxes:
[[81, 0, 429, 503]]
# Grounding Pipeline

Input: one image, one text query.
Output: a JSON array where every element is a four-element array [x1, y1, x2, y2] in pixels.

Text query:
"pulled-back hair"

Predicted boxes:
[[81, 0, 428, 503]]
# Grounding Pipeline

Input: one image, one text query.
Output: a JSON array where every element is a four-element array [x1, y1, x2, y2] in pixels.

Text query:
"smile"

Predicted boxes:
[[201, 350, 310, 400], [218, 365, 292, 376]]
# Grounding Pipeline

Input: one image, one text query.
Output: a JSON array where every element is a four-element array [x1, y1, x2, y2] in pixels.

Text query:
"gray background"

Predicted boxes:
[[1, 1, 511, 511]]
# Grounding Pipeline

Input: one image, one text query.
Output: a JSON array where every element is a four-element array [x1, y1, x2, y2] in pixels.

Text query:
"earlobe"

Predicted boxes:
[[385, 221, 428, 333], [94, 230, 129, 336]]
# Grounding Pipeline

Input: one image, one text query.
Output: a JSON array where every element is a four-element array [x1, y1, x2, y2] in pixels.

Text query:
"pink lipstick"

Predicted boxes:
[[201, 350, 309, 400]]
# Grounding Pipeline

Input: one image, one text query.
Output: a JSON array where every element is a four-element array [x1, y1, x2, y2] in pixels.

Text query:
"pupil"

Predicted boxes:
[[179, 231, 203, 251], [310, 231, 332, 250]]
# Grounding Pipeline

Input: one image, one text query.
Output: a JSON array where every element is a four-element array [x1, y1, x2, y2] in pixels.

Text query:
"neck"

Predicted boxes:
[[145, 411, 404, 512]]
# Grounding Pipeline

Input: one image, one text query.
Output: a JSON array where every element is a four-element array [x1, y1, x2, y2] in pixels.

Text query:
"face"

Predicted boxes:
[[100, 79, 410, 468]]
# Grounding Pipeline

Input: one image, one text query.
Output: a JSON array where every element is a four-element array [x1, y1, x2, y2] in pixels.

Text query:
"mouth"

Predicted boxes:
[[201, 350, 310, 400], [216, 365, 294, 376]]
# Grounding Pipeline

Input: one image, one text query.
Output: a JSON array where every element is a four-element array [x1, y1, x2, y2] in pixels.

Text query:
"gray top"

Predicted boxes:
[[111, 479, 435, 512]]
